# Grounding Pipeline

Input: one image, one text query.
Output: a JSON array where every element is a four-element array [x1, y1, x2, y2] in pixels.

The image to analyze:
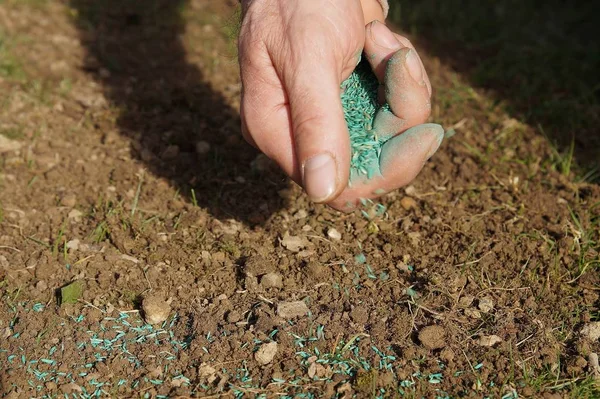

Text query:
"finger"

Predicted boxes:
[[365, 23, 431, 129], [328, 123, 444, 211], [364, 20, 404, 83], [364, 21, 431, 97], [382, 48, 432, 128], [283, 56, 351, 203], [239, 48, 298, 180], [394, 35, 432, 97]]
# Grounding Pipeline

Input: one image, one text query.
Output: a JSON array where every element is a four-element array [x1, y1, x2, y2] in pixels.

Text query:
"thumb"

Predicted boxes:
[[284, 58, 351, 203]]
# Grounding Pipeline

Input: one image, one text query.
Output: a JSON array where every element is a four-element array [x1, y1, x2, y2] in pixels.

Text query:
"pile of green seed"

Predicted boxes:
[[341, 59, 387, 182]]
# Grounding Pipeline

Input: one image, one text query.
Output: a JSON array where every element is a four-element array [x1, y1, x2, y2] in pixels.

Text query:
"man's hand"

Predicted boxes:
[[238, 0, 441, 209]]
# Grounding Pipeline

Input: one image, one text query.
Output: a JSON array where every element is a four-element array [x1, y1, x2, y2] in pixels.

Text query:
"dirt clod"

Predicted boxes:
[[260, 272, 283, 289], [277, 301, 309, 319], [478, 297, 494, 313], [0, 134, 22, 153], [255, 341, 278, 365], [418, 325, 447, 350], [400, 197, 418, 210], [477, 335, 503, 347], [142, 295, 171, 325], [581, 322, 600, 341]]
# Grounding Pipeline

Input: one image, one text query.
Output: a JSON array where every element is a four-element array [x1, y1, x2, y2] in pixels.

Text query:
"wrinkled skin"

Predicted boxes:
[[238, 0, 442, 210]]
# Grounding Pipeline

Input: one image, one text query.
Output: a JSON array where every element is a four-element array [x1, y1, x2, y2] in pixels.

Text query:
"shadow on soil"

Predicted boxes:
[[390, 0, 600, 177], [69, 0, 286, 225]]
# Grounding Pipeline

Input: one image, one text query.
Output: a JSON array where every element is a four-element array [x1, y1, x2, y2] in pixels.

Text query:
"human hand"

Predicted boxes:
[[238, 0, 442, 210]]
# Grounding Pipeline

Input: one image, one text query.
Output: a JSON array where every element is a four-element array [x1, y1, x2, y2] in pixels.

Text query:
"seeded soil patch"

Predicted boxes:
[[0, 1, 599, 398]]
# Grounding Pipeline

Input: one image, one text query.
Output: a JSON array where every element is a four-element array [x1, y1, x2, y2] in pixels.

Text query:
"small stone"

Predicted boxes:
[[293, 209, 308, 219], [588, 353, 600, 379], [307, 362, 317, 379], [198, 363, 218, 383], [35, 280, 48, 292], [260, 273, 283, 289], [66, 239, 80, 251], [277, 301, 309, 319], [581, 322, 600, 341], [195, 141, 211, 155], [0, 134, 22, 153], [400, 197, 418, 210], [476, 335, 503, 347], [418, 325, 446, 350], [61, 194, 77, 207], [226, 310, 242, 323], [67, 209, 83, 221], [142, 295, 171, 325], [255, 341, 278, 365], [464, 308, 482, 319], [2, 327, 11, 339], [327, 228, 342, 241], [478, 297, 494, 313], [458, 295, 474, 308], [45, 381, 58, 391], [280, 233, 306, 253]]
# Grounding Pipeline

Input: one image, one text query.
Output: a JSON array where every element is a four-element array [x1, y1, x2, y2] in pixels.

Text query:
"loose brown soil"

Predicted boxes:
[[1, 1, 599, 398]]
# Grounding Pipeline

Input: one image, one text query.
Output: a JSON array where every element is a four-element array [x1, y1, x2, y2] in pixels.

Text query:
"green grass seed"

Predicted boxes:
[[341, 60, 386, 182]]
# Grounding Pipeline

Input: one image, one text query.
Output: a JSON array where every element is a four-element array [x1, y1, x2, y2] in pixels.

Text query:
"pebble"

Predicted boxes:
[[478, 297, 494, 313], [400, 197, 418, 210], [280, 234, 306, 253], [589, 353, 600, 379], [67, 209, 83, 221], [66, 239, 80, 251], [198, 363, 217, 383], [581, 322, 600, 341], [142, 295, 171, 325], [277, 300, 309, 319], [226, 310, 242, 323], [327, 228, 342, 241], [476, 335, 503, 347], [0, 134, 22, 153], [35, 280, 48, 292], [293, 209, 308, 219], [255, 341, 278, 365], [2, 327, 11, 339], [418, 325, 447, 350], [61, 194, 77, 207], [260, 273, 283, 289]]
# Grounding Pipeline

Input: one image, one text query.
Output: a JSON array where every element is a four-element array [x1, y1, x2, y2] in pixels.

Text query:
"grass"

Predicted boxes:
[[0, 30, 26, 82], [389, 0, 600, 178]]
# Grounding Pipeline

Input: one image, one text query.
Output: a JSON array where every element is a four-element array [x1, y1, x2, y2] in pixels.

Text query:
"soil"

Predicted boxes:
[[1, 1, 599, 398]]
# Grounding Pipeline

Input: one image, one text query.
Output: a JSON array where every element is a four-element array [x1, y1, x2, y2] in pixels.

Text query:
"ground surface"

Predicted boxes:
[[1, 1, 599, 398]]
